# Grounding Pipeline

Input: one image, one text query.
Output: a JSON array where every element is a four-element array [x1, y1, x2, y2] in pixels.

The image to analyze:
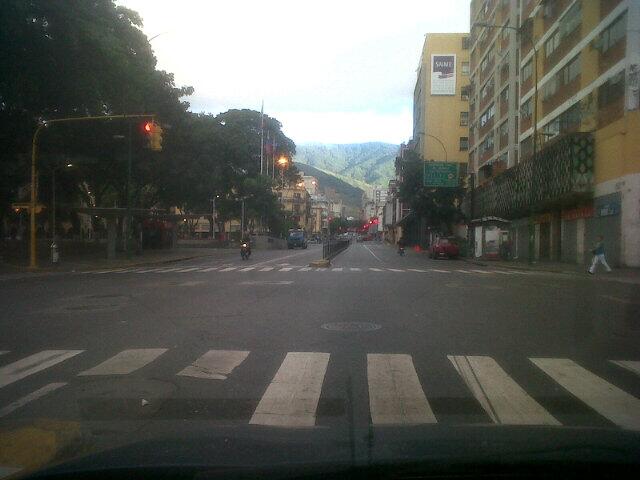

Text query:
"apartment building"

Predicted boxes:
[[469, 0, 640, 267], [275, 184, 312, 232], [414, 33, 471, 166]]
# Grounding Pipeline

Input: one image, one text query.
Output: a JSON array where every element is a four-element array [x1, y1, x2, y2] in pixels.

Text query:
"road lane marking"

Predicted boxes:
[[0, 350, 84, 389], [239, 267, 256, 272], [279, 267, 293, 272], [470, 269, 492, 274], [153, 267, 184, 272], [350, 267, 362, 271], [531, 358, 640, 430], [429, 269, 450, 273], [386, 268, 404, 272], [175, 267, 202, 272], [332, 268, 343, 272], [367, 353, 436, 425], [219, 267, 237, 272], [491, 270, 516, 275], [299, 267, 314, 271], [93, 268, 130, 274], [78, 349, 168, 376], [610, 361, 640, 377], [408, 269, 427, 272], [455, 270, 472, 274], [178, 350, 250, 380], [250, 352, 330, 427], [198, 267, 220, 272], [369, 268, 384, 272], [448, 355, 559, 425], [0, 383, 67, 418], [363, 244, 383, 263], [113, 268, 141, 273], [259, 267, 274, 272]]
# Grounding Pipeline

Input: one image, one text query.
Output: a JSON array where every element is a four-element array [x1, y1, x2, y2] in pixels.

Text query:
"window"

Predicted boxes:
[[459, 137, 469, 151], [499, 120, 508, 138], [545, 30, 560, 58], [293, 192, 301, 199], [598, 13, 627, 53], [481, 132, 494, 153], [542, 55, 581, 101], [480, 45, 494, 72], [521, 98, 532, 119], [521, 59, 532, 82], [480, 79, 493, 101], [560, 2, 581, 38], [500, 86, 509, 103], [480, 103, 495, 127], [462, 61, 470, 75], [543, 102, 581, 139], [462, 36, 470, 49], [598, 71, 625, 108], [460, 111, 469, 126], [501, 26, 510, 42], [461, 85, 471, 101]]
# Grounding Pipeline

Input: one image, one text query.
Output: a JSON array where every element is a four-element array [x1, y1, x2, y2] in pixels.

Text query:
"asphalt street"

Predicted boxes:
[[1, 241, 639, 475]]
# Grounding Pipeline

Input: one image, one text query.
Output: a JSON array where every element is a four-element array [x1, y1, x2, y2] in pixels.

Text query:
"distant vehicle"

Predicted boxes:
[[428, 237, 460, 259], [287, 229, 307, 249]]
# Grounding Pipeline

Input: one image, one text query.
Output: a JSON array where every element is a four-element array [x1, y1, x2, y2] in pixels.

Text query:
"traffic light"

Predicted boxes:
[[142, 121, 163, 151]]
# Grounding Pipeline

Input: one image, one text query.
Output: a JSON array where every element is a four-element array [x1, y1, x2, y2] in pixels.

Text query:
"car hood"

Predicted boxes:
[[25, 425, 640, 479]]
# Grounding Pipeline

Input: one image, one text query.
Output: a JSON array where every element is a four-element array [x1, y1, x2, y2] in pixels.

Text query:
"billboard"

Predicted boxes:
[[424, 161, 459, 187], [431, 54, 456, 95]]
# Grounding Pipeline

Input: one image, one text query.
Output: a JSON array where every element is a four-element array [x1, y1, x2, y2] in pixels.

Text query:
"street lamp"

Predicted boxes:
[[277, 156, 289, 188], [416, 132, 448, 161]]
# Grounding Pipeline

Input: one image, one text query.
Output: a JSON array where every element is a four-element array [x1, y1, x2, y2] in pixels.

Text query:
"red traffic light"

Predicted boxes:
[[143, 122, 152, 133]]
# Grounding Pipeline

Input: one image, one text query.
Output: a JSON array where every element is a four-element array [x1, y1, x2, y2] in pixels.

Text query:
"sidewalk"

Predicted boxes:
[[0, 247, 226, 280], [461, 256, 640, 285]]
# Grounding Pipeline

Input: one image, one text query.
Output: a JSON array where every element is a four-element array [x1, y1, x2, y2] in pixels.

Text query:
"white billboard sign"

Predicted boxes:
[[431, 54, 456, 95]]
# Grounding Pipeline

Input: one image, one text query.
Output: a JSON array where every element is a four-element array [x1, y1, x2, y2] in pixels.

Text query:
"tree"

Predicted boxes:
[[398, 150, 465, 236]]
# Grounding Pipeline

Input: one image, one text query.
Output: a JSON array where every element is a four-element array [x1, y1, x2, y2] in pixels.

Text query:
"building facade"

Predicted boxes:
[[275, 184, 312, 232], [414, 33, 471, 166], [469, 0, 640, 267]]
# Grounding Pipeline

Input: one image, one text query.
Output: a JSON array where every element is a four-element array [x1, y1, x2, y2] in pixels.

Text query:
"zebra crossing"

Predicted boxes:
[[1, 348, 639, 430], [83, 264, 532, 276]]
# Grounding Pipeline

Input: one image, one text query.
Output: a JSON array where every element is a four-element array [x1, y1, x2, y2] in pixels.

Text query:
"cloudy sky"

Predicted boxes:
[[120, 0, 470, 145]]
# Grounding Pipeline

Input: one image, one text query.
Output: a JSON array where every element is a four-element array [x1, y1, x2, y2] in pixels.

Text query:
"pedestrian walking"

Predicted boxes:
[[588, 235, 612, 274]]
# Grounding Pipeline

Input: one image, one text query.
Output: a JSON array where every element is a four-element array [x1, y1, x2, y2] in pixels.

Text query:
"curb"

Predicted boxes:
[[309, 259, 331, 268]]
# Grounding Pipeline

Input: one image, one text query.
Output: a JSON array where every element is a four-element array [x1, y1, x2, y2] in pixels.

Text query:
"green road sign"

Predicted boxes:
[[424, 161, 459, 187]]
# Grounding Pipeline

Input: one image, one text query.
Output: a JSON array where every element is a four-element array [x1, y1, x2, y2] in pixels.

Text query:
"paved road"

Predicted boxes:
[[1, 242, 639, 475]]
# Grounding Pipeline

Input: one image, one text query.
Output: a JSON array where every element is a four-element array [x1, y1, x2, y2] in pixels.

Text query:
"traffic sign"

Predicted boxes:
[[423, 161, 459, 187]]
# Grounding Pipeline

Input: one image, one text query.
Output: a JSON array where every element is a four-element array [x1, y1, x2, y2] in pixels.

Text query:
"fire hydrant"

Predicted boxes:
[[51, 241, 59, 264]]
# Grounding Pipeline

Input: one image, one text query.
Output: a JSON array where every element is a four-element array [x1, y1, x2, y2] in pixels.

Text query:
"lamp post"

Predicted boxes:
[[472, 20, 539, 264], [417, 132, 448, 161], [277, 156, 289, 188]]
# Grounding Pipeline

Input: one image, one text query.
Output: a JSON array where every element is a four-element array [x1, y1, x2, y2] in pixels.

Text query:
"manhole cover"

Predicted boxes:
[[321, 322, 381, 332]]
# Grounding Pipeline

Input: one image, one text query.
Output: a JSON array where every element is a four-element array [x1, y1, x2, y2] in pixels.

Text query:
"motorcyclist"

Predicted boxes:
[[397, 236, 406, 255], [240, 233, 252, 256]]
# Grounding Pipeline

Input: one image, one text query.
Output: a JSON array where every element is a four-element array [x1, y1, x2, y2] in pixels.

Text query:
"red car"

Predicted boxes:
[[428, 237, 460, 259]]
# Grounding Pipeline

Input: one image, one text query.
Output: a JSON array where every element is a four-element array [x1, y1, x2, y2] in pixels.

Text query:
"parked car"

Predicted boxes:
[[428, 237, 460, 259]]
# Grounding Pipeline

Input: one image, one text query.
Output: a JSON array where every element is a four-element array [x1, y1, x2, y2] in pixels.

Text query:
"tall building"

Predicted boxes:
[[275, 184, 311, 231], [468, 0, 640, 267], [413, 33, 471, 166]]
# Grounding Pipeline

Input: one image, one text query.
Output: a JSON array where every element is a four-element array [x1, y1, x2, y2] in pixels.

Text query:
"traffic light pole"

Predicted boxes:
[[28, 114, 154, 269], [126, 118, 133, 258]]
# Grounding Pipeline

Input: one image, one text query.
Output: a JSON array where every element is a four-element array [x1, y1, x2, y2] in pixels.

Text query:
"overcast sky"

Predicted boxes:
[[120, 0, 470, 145]]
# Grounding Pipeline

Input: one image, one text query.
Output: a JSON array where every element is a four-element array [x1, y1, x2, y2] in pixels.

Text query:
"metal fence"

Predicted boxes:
[[323, 238, 350, 260]]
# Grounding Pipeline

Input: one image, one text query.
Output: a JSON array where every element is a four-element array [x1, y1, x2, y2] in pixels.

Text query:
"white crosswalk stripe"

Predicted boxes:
[[0, 383, 67, 418], [367, 354, 436, 425], [611, 360, 640, 377], [239, 267, 256, 272], [408, 268, 427, 272], [78, 349, 168, 376], [250, 352, 330, 427], [219, 267, 237, 272], [531, 358, 640, 430], [175, 267, 201, 272], [429, 269, 450, 273], [299, 267, 314, 271], [455, 269, 472, 274], [350, 267, 361, 271], [369, 268, 384, 272], [259, 267, 274, 271], [279, 267, 293, 272], [449, 355, 559, 425], [331, 267, 343, 272], [199, 267, 220, 272], [0, 350, 84, 389], [178, 350, 249, 380], [470, 269, 492, 274]]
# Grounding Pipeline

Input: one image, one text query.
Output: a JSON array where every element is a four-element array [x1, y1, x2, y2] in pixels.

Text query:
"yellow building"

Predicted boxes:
[[275, 184, 312, 231], [413, 33, 471, 165], [470, 0, 640, 267]]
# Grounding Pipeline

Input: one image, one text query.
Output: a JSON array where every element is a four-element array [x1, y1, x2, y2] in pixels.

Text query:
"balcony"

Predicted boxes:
[[470, 132, 594, 219]]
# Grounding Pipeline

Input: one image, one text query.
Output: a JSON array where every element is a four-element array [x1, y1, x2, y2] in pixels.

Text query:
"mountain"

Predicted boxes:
[[294, 142, 398, 189], [294, 163, 364, 216]]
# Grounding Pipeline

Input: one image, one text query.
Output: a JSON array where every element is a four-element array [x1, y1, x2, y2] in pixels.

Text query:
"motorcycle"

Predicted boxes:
[[240, 242, 251, 260]]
